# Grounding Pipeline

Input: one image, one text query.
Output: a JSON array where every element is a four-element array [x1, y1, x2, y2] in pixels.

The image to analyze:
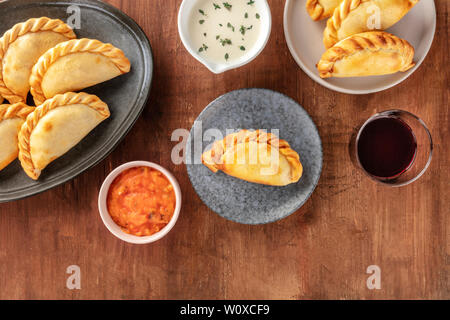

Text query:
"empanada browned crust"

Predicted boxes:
[[0, 17, 76, 103], [30, 38, 131, 106], [202, 130, 303, 186], [323, 0, 418, 48], [317, 31, 415, 78], [306, 0, 342, 21], [18, 92, 110, 180], [0, 103, 35, 171]]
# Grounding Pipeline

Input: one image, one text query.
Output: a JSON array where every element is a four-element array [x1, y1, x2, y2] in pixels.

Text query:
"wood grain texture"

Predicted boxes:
[[0, 0, 448, 300]]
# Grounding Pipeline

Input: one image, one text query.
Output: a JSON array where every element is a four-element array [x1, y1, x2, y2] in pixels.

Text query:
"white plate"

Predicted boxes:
[[283, 0, 436, 94]]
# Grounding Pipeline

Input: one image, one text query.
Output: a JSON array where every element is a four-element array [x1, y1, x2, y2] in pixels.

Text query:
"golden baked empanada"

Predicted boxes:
[[306, 0, 342, 21], [323, 0, 418, 48], [30, 38, 131, 106], [317, 31, 415, 78], [18, 92, 110, 180], [202, 130, 303, 186], [0, 103, 34, 171], [0, 17, 76, 103]]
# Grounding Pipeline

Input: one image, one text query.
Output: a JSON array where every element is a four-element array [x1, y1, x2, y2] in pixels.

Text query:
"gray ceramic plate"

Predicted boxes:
[[0, 0, 153, 203], [186, 89, 323, 225]]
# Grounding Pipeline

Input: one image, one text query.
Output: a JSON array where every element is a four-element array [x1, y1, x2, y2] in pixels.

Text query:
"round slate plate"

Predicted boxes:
[[186, 89, 323, 225], [0, 0, 153, 203], [284, 0, 436, 94]]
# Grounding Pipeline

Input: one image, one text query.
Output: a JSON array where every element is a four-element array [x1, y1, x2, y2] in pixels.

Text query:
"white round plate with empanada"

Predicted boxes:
[[284, 0, 436, 94]]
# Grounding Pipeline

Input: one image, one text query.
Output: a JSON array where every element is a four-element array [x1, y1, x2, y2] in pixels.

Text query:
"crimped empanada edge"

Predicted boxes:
[[306, 0, 327, 21], [0, 102, 35, 121]]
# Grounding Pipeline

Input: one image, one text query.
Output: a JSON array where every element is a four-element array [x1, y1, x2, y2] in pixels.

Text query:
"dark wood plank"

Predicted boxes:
[[0, 0, 448, 299]]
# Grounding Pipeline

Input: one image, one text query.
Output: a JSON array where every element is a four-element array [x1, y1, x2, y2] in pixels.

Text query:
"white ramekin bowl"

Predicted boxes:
[[178, 0, 272, 74], [98, 161, 182, 244]]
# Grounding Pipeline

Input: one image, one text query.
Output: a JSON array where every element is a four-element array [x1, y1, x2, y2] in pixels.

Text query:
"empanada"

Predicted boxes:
[[30, 38, 131, 106], [0, 17, 76, 103], [0, 103, 34, 171], [306, 0, 342, 21], [202, 130, 303, 186], [317, 31, 415, 78], [323, 0, 418, 48], [18, 92, 110, 180]]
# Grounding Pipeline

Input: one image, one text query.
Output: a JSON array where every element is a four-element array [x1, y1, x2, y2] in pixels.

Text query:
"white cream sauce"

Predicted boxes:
[[188, 0, 262, 63]]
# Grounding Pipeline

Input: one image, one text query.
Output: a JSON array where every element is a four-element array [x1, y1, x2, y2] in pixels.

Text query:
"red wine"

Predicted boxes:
[[357, 117, 417, 179]]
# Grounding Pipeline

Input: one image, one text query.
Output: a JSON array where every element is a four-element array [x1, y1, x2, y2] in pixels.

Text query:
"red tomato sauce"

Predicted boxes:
[[107, 166, 176, 237]]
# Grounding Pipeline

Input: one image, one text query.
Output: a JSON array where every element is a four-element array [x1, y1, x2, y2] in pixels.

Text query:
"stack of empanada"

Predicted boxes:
[[0, 17, 131, 179], [305, 0, 419, 78]]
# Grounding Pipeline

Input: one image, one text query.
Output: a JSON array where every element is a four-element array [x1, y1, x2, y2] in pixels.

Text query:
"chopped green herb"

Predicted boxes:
[[240, 25, 253, 35], [216, 35, 220, 40], [213, 3, 221, 9], [198, 43, 208, 52], [256, 13, 260, 19], [219, 38, 232, 46], [227, 22, 235, 32], [223, 2, 232, 10], [203, 33, 207, 37], [240, 46, 246, 51], [247, 0, 255, 5], [199, 9, 206, 16], [225, 53, 229, 60], [199, 19, 205, 24], [219, 23, 223, 26], [245, 12, 248, 18]]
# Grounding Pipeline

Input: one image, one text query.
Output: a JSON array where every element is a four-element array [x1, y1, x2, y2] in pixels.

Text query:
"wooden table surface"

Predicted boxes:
[[0, 0, 448, 300]]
